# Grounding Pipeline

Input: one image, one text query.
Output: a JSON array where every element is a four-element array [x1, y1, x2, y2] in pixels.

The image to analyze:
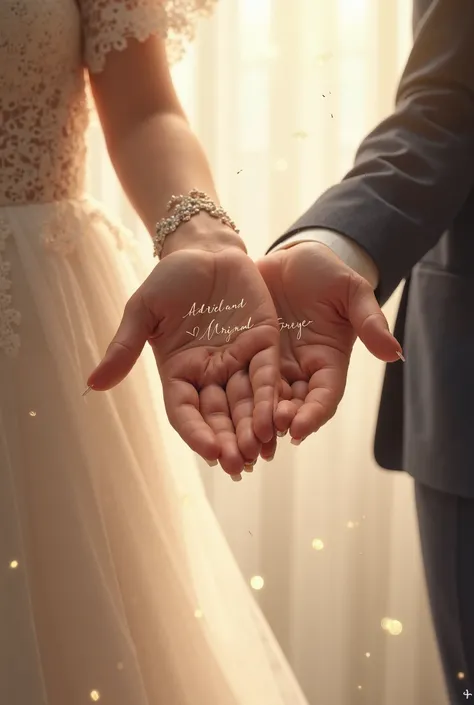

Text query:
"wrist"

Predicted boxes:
[[159, 213, 247, 257], [273, 235, 379, 290]]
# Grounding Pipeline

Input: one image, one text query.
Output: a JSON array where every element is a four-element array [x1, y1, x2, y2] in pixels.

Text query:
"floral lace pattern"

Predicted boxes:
[[0, 0, 217, 204], [0, 1, 89, 205], [40, 199, 137, 255], [0, 86, 89, 207], [0, 218, 21, 358], [0, 201, 138, 356], [79, 0, 217, 73], [0, 0, 217, 355]]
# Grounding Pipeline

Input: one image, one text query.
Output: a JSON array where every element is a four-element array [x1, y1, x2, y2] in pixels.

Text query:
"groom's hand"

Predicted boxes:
[[256, 242, 403, 443]]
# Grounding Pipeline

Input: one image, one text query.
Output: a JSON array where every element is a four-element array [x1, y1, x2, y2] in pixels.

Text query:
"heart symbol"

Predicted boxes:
[[187, 326, 199, 337]]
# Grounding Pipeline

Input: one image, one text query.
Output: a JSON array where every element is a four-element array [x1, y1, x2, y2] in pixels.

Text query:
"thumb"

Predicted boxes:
[[347, 276, 403, 363], [87, 300, 151, 391]]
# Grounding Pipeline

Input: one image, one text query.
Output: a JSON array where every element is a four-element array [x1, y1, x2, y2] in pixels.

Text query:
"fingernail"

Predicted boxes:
[[205, 459, 218, 467], [82, 385, 94, 397], [263, 454, 275, 462], [230, 473, 242, 482], [276, 431, 287, 437], [243, 464, 254, 473], [396, 350, 406, 362], [291, 437, 306, 446]]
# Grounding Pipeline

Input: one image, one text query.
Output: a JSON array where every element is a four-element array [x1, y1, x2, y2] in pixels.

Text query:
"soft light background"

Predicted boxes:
[[86, 1, 451, 703]]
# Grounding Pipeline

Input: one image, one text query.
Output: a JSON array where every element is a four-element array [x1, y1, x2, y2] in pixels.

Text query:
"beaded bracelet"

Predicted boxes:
[[153, 188, 240, 258]]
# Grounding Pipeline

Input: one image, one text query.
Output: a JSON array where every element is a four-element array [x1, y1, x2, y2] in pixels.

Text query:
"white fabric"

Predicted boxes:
[[78, 0, 217, 72], [269, 229, 380, 289], [0, 2, 311, 704]]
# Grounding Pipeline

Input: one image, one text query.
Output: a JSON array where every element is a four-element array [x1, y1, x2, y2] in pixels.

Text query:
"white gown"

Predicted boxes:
[[0, 1, 311, 704]]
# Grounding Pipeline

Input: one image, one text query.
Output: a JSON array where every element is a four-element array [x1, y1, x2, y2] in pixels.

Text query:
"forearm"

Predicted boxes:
[[107, 110, 246, 256]]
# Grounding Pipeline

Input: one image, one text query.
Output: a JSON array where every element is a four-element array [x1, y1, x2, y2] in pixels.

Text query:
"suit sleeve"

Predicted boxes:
[[268, 0, 474, 306]]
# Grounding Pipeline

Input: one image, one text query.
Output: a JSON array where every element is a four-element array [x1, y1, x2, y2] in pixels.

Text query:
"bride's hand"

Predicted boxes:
[[86, 237, 280, 477]]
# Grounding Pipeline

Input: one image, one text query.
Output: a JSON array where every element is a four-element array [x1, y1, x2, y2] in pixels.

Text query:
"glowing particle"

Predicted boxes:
[[381, 618, 403, 635], [250, 575, 264, 590], [388, 620, 403, 635]]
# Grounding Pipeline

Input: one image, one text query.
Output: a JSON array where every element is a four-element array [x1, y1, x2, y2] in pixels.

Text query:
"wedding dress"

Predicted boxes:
[[0, 1, 310, 704]]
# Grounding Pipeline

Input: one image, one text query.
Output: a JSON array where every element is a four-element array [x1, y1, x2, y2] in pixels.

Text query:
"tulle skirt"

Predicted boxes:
[[0, 196, 309, 705]]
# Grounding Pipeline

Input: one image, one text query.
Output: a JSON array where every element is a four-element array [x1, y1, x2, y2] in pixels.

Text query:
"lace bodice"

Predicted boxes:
[[0, 0, 216, 358], [0, 0, 216, 206]]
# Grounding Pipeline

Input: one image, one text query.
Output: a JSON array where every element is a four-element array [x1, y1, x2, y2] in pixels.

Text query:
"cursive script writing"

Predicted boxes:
[[277, 317, 313, 340], [183, 298, 314, 344], [183, 298, 246, 319], [187, 317, 254, 343]]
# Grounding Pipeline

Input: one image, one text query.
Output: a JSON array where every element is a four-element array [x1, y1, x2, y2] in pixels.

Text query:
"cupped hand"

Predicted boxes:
[[256, 242, 403, 446], [86, 245, 280, 476]]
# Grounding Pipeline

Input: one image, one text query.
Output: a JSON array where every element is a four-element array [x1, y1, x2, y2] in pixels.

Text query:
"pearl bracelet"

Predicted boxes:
[[153, 188, 240, 258]]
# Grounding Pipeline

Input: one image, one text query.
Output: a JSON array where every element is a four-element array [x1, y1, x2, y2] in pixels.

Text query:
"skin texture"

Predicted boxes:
[[85, 34, 402, 472], [256, 242, 402, 452], [87, 246, 281, 476], [85, 35, 282, 474]]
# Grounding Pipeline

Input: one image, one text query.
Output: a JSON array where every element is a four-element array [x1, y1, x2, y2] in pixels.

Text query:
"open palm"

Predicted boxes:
[[87, 246, 280, 476], [257, 242, 402, 444]]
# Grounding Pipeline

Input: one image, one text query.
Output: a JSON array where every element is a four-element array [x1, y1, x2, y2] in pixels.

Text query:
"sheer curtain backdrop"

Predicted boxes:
[[86, 1, 449, 703]]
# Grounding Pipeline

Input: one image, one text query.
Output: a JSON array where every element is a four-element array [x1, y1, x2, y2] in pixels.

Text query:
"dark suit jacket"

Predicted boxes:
[[268, 0, 474, 497]]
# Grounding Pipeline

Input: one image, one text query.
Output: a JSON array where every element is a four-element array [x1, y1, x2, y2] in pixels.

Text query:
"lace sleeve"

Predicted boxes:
[[77, 0, 217, 74]]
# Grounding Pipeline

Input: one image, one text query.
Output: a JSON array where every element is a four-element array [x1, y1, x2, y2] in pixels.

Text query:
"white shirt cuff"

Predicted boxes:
[[269, 229, 380, 289]]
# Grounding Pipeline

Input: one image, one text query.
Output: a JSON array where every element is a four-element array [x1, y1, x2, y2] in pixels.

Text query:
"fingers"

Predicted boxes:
[[347, 277, 403, 362], [162, 377, 252, 475], [273, 379, 304, 434], [289, 366, 346, 440], [261, 382, 300, 458], [249, 347, 280, 444], [165, 373, 262, 476], [274, 399, 298, 435], [162, 379, 221, 461], [226, 372, 261, 466], [87, 297, 150, 390], [260, 435, 277, 461], [199, 384, 247, 477]]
